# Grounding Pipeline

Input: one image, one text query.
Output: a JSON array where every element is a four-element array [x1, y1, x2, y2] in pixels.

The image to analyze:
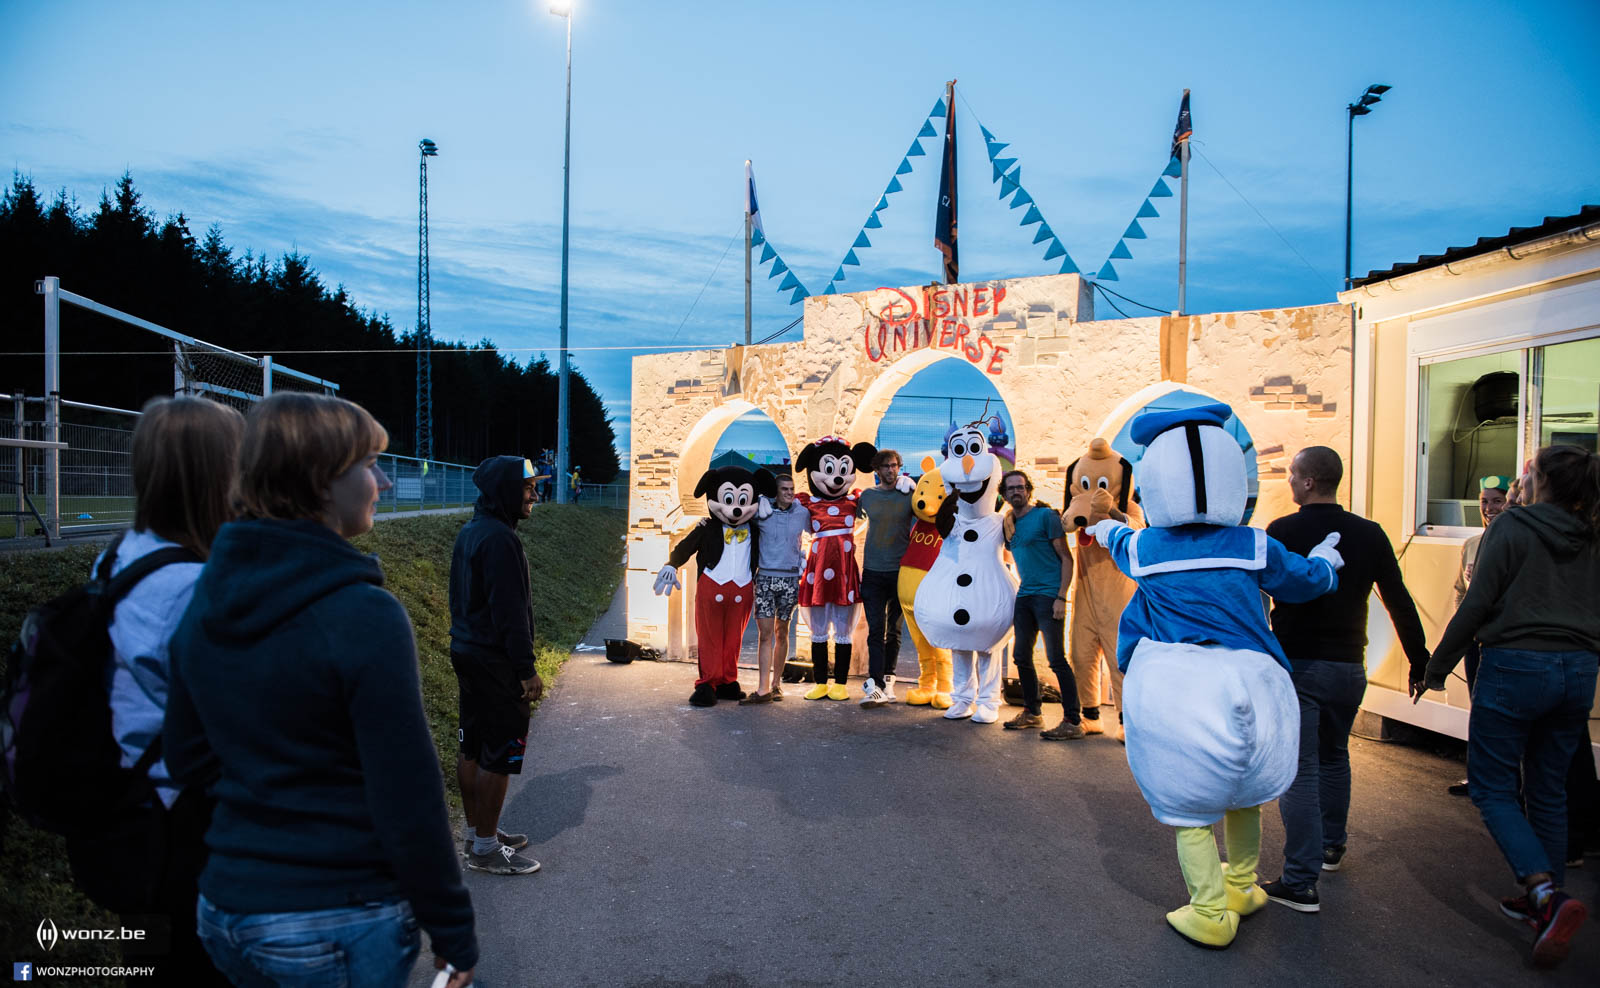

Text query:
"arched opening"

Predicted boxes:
[[1096, 381, 1261, 524], [677, 400, 798, 517], [848, 350, 1019, 476], [712, 408, 793, 476]]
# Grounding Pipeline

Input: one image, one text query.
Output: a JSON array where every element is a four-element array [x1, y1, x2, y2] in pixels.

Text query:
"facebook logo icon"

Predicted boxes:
[[12, 962, 31, 981]]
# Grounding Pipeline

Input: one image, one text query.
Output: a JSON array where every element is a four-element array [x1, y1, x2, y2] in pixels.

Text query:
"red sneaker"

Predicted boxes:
[[1530, 890, 1587, 968]]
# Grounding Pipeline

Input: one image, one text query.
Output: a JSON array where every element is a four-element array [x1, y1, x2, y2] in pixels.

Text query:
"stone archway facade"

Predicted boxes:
[[628, 272, 1353, 656]]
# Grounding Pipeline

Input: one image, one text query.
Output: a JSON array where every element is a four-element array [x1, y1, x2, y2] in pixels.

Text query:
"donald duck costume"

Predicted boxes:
[[1088, 402, 1344, 949]]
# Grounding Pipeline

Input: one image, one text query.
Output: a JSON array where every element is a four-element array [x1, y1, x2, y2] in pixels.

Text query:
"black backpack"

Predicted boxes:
[[1, 532, 200, 910]]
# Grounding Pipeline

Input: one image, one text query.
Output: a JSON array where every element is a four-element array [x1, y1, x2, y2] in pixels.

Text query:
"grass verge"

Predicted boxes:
[[0, 506, 626, 980]]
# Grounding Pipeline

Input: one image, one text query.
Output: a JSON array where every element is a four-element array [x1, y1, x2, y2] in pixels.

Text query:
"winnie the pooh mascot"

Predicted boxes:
[[1088, 402, 1342, 949], [899, 458, 953, 708]]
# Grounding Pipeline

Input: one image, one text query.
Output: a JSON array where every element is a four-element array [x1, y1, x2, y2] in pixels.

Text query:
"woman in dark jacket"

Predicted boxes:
[[1418, 444, 1600, 969], [165, 393, 477, 988]]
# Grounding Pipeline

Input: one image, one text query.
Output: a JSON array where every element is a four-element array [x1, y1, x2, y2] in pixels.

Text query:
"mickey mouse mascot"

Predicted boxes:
[[1088, 403, 1343, 949], [789, 436, 877, 700], [655, 465, 777, 707]]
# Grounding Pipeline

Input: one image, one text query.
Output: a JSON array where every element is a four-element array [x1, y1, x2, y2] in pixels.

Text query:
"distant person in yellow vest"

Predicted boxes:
[[569, 466, 581, 503]]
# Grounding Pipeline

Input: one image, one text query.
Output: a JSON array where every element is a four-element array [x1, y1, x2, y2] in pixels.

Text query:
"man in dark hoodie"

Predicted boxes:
[[449, 455, 544, 876]]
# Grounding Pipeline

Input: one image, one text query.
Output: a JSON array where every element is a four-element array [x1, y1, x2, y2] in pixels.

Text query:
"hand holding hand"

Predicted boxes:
[[1308, 531, 1344, 571], [653, 564, 681, 597]]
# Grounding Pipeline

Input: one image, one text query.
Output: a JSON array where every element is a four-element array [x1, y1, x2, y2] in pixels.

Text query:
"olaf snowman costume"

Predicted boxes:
[[913, 422, 1018, 724], [1087, 402, 1343, 949]]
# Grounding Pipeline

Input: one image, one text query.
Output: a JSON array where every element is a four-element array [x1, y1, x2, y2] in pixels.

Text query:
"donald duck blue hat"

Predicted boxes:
[[1129, 401, 1232, 447]]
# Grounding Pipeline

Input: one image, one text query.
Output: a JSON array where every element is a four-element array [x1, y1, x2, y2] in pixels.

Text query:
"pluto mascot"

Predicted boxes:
[[914, 422, 1018, 724], [792, 436, 877, 701], [1088, 403, 1343, 949], [654, 465, 777, 707], [1061, 438, 1142, 739], [899, 458, 953, 708]]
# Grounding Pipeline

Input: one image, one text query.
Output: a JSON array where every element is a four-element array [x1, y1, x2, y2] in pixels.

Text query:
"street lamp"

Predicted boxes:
[[1345, 83, 1391, 291], [551, 2, 574, 503]]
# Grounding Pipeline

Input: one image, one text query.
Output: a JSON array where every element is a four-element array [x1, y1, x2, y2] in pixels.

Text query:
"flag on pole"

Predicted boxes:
[[1170, 90, 1193, 159], [934, 80, 959, 284], [745, 160, 763, 238]]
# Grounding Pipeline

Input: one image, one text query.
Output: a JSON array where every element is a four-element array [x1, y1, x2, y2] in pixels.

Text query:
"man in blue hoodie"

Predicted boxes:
[[449, 456, 544, 875]]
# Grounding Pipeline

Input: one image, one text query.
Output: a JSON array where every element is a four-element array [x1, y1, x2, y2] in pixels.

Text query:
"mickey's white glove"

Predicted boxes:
[[895, 473, 915, 494], [1308, 531, 1345, 571], [757, 495, 774, 520], [1088, 519, 1128, 546], [653, 564, 682, 596]]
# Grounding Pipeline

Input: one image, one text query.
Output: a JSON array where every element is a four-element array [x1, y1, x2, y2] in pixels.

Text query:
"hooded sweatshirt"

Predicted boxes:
[[449, 456, 536, 679], [1428, 502, 1600, 680], [164, 518, 477, 971]]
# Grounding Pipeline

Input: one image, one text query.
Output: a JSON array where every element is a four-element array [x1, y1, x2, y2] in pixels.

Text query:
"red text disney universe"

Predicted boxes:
[[862, 284, 1009, 374]]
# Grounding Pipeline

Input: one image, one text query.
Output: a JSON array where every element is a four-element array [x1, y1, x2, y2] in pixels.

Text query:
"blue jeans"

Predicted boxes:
[[860, 568, 902, 684], [197, 894, 421, 988], [1278, 659, 1367, 888], [1012, 595, 1080, 721], [1467, 646, 1599, 886]]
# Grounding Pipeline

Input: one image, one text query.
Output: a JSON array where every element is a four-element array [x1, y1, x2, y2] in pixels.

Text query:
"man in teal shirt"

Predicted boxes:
[[1001, 470, 1083, 739]]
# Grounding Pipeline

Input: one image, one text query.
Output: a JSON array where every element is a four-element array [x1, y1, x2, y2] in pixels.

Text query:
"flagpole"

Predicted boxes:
[[744, 160, 752, 346], [1178, 89, 1190, 316]]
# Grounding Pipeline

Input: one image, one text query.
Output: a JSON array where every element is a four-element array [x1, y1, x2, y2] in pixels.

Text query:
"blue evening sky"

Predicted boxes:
[[4, 0, 1596, 463]]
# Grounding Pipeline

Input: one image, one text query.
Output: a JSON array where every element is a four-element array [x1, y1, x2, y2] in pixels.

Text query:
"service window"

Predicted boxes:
[[1417, 349, 1523, 529], [1533, 336, 1600, 454]]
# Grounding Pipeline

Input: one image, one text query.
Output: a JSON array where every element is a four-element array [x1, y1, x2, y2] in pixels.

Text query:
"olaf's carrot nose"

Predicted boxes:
[[962, 455, 974, 474]]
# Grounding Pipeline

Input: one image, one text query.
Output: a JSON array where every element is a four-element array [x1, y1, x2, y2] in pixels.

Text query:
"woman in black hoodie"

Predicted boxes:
[[165, 393, 477, 988], [1418, 444, 1600, 969]]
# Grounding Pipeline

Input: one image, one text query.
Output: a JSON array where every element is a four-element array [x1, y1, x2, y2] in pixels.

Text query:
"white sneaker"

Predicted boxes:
[[860, 679, 887, 708], [882, 675, 898, 703]]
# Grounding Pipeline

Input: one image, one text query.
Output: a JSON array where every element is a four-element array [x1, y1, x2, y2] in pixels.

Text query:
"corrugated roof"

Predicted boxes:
[[1352, 204, 1600, 288]]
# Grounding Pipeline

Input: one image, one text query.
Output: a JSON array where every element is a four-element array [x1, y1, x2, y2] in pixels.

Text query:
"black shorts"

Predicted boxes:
[[450, 651, 531, 774]]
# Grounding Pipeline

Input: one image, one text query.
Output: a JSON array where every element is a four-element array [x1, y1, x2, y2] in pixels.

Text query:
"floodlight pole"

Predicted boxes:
[[1345, 84, 1390, 291], [554, 4, 573, 504]]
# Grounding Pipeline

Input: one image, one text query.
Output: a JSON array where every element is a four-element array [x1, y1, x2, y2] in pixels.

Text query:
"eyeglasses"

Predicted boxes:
[[1002, 485, 1028, 494]]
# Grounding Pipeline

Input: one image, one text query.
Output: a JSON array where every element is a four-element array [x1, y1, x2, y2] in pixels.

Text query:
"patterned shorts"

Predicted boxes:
[[754, 574, 800, 620]]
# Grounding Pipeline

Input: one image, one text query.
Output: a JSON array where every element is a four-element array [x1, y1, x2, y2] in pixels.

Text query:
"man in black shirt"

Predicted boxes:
[[1260, 446, 1430, 913]]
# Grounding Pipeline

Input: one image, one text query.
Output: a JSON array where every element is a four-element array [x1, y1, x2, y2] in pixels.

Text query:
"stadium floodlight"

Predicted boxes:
[[1345, 84, 1393, 290]]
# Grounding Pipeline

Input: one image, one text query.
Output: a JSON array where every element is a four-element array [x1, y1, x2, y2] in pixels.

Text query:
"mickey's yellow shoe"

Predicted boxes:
[[1226, 883, 1268, 917], [826, 683, 850, 701], [803, 683, 831, 700], [905, 688, 934, 706], [1165, 904, 1239, 949], [930, 692, 953, 710]]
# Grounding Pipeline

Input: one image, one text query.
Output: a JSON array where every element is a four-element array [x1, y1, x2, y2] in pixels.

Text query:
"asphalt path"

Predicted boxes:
[[420, 601, 1599, 987]]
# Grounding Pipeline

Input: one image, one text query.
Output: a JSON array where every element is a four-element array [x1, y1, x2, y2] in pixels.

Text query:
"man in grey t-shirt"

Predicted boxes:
[[744, 472, 808, 703], [857, 449, 915, 707]]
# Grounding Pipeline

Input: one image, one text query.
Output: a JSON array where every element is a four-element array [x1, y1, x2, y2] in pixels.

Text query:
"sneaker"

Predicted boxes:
[[1447, 780, 1470, 796], [881, 675, 898, 703], [1500, 894, 1533, 924], [1322, 845, 1346, 872], [1531, 890, 1587, 968], [1082, 717, 1105, 735], [861, 679, 888, 708], [1040, 719, 1086, 741], [1262, 879, 1320, 913], [1003, 711, 1044, 730], [462, 830, 528, 855], [467, 844, 542, 875]]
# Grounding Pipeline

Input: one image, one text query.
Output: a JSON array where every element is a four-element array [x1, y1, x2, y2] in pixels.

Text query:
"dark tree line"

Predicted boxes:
[[0, 171, 619, 482]]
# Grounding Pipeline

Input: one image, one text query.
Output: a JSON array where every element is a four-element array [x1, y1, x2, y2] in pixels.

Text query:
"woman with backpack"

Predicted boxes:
[[1417, 444, 1600, 969], [164, 392, 478, 988]]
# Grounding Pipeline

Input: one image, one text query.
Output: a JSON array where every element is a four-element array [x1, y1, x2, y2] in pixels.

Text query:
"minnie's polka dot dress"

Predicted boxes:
[[796, 491, 861, 607]]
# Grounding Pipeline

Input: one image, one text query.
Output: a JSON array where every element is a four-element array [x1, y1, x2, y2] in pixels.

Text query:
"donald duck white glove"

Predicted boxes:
[[1088, 518, 1129, 546], [1308, 531, 1345, 571]]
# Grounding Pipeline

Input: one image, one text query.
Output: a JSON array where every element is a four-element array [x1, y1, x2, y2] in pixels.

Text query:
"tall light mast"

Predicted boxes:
[[417, 137, 438, 460]]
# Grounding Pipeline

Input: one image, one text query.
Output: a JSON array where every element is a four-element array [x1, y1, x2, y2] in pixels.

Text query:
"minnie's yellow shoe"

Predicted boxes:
[[1226, 883, 1268, 917], [930, 692, 953, 709], [826, 683, 850, 701], [803, 682, 831, 700], [1165, 905, 1239, 949], [905, 687, 935, 706]]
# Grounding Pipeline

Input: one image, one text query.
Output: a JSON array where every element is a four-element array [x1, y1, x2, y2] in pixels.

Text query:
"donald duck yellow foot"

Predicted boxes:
[[1165, 905, 1239, 949], [1227, 883, 1268, 917]]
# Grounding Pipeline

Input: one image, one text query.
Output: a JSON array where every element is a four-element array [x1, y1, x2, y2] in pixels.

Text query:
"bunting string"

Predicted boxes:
[[747, 225, 811, 306], [1091, 155, 1181, 283], [962, 95, 1080, 277]]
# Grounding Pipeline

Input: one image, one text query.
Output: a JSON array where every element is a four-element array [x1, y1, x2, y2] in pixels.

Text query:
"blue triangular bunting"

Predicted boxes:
[[1149, 178, 1173, 198], [985, 140, 1009, 161], [980, 124, 995, 142], [759, 242, 776, 263], [907, 140, 926, 157], [999, 170, 1020, 199], [1124, 220, 1147, 240], [1032, 222, 1053, 245], [853, 231, 871, 249], [824, 283, 838, 295], [885, 177, 903, 194], [991, 157, 1017, 181], [1010, 187, 1034, 209], [895, 158, 913, 176], [918, 119, 937, 138], [1137, 199, 1160, 219], [864, 212, 882, 229], [930, 99, 945, 118], [768, 257, 788, 279], [1019, 204, 1043, 226], [876, 195, 890, 211], [1059, 255, 1079, 274], [750, 229, 765, 247], [1043, 239, 1066, 261], [843, 249, 861, 266], [833, 266, 846, 282], [790, 286, 806, 304], [1163, 155, 1182, 178], [1110, 240, 1133, 260], [779, 271, 800, 292], [1097, 261, 1119, 281]]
